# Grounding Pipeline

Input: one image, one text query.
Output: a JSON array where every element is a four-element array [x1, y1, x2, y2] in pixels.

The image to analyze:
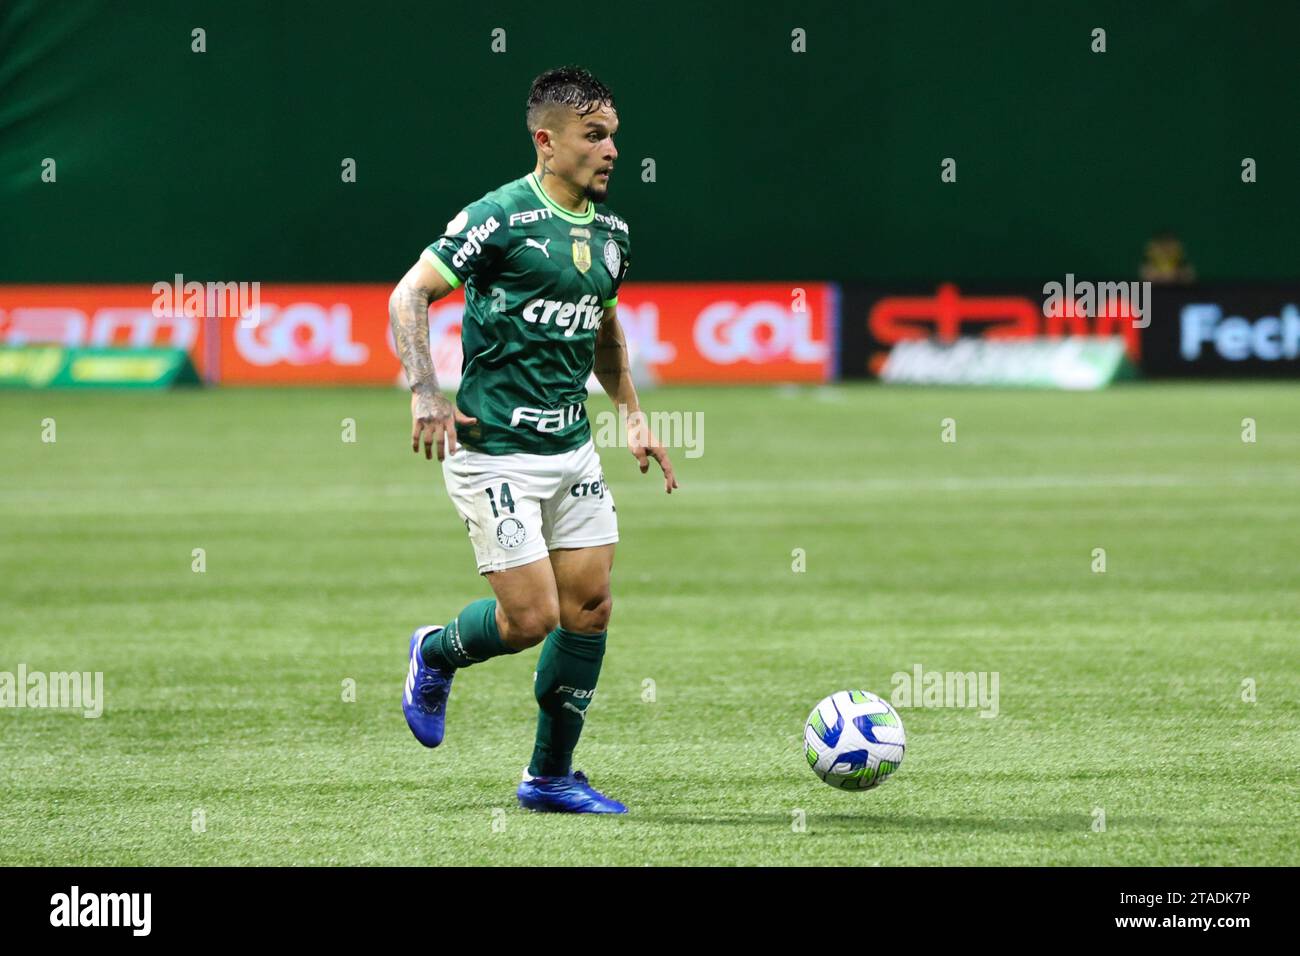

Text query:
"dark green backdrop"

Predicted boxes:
[[2, 0, 1297, 283]]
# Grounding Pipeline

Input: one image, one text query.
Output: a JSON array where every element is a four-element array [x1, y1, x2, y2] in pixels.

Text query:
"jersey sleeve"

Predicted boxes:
[[421, 198, 510, 289], [604, 228, 630, 308]]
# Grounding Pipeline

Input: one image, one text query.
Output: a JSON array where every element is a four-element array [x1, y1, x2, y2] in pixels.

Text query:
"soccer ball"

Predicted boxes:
[[804, 690, 906, 790]]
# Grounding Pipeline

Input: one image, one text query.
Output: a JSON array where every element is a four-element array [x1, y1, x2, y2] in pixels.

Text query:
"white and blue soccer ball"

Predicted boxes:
[[804, 690, 906, 790]]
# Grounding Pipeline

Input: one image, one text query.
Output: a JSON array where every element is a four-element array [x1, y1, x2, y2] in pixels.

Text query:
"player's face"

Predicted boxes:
[[556, 103, 618, 202]]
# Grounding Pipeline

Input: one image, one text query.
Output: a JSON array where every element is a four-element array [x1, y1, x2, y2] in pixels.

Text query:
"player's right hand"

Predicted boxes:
[[411, 389, 477, 461]]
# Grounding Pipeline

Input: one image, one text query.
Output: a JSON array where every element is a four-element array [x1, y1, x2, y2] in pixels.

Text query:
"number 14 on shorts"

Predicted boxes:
[[485, 483, 516, 517]]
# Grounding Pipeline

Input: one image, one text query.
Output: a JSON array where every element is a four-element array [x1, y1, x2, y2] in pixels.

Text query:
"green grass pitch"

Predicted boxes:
[[2, 382, 1297, 865]]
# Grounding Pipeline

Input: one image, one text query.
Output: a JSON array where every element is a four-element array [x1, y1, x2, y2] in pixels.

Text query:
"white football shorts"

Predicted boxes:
[[441, 437, 619, 574]]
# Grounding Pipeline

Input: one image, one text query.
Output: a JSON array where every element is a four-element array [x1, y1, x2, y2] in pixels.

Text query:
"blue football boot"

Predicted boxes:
[[402, 625, 454, 747], [516, 768, 628, 814]]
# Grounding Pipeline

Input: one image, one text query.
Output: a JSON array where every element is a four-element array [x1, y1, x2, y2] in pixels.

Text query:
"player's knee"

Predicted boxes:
[[504, 606, 559, 648], [575, 593, 612, 633]]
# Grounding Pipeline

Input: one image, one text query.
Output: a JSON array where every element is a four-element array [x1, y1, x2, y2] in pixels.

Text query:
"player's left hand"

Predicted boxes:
[[627, 410, 678, 494]]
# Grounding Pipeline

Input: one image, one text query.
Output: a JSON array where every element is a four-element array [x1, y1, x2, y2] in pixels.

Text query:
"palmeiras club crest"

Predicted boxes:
[[603, 238, 621, 279], [496, 517, 526, 549]]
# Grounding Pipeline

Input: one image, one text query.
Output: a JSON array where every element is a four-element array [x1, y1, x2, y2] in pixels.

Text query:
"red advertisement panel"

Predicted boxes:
[[217, 285, 416, 385], [616, 283, 835, 383], [1, 283, 837, 385], [0, 285, 211, 376]]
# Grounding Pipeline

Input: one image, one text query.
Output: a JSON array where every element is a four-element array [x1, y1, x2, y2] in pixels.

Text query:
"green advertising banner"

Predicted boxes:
[[880, 337, 1136, 389], [0, 346, 66, 387], [0, 347, 200, 389]]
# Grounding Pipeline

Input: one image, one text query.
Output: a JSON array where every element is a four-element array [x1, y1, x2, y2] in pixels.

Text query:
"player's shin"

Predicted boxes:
[[422, 598, 517, 670], [529, 627, 607, 777]]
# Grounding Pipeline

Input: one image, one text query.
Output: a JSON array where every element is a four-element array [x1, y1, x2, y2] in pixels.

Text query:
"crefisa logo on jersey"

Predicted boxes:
[[594, 212, 628, 234], [495, 516, 526, 549], [521, 294, 604, 338], [450, 215, 501, 270]]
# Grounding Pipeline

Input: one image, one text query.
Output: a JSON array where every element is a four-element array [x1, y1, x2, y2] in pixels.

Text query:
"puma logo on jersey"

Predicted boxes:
[[521, 294, 603, 337], [525, 237, 552, 258]]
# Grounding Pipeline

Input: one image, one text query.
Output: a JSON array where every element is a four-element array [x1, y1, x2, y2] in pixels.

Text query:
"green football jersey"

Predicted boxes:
[[422, 172, 632, 455]]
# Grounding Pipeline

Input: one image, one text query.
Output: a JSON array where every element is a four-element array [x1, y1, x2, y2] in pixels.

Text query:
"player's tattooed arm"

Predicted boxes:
[[391, 281, 438, 393], [593, 307, 634, 407], [389, 257, 476, 461], [596, 309, 678, 493]]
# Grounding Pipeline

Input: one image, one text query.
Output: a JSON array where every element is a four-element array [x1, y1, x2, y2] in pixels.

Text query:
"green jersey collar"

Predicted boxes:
[[526, 172, 595, 224]]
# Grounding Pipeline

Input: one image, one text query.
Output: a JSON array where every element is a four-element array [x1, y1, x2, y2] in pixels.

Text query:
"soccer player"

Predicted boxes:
[[388, 66, 677, 814]]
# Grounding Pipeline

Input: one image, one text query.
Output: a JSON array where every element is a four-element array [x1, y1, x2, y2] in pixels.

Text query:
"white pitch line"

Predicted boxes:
[[1, 471, 1297, 515], [677, 471, 1300, 494]]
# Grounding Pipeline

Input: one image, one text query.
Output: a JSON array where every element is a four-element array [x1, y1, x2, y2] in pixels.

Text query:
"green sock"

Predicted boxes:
[[421, 598, 517, 670], [528, 627, 607, 777]]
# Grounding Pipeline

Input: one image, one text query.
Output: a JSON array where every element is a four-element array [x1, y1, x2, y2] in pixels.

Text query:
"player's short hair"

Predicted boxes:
[[526, 66, 616, 139]]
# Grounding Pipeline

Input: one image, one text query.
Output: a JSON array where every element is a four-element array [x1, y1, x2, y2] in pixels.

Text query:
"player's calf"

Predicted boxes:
[[529, 626, 606, 777], [497, 605, 559, 650], [402, 598, 524, 748], [420, 597, 522, 669]]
